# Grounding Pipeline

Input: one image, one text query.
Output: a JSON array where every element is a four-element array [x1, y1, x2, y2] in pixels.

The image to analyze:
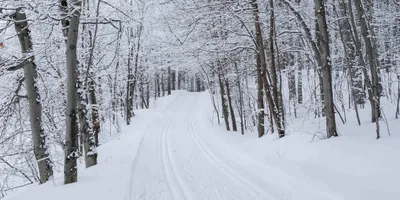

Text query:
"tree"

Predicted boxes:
[[335, 0, 362, 125], [353, 0, 381, 139], [12, 8, 53, 183], [251, 0, 266, 137], [64, 0, 82, 184], [315, 0, 338, 138]]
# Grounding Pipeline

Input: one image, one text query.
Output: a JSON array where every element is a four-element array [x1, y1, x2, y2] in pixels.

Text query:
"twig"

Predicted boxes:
[[381, 110, 391, 136], [0, 157, 34, 184]]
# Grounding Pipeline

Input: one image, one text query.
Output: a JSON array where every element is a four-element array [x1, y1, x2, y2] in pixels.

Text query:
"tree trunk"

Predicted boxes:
[[201, 66, 221, 125], [334, 0, 362, 125], [396, 75, 400, 119], [111, 31, 122, 124], [13, 10, 53, 184], [196, 75, 201, 92], [156, 72, 161, 97], [64, 0, 81, 184], [225, 79, 237, 132], [315, 0, 338, 138], [139, 80, 144, 109], [59, 0, 69, 41], [86, 78, 99, 167], [131, 26, 142, 110], [268, 0, 285, 138], [77, 86, 89, 157], [167, 66, 172, 95], [234, 62, 245, 135], [297, 60, 303, 104], [161, 72, 165, 96], [172, 70, 176, 90], [353, 0, 381, 126], [347, 0, 375, 121], [251, 0, 265, 138], [125, 30, 135, 125], [146, 82, 150, 108], [337, 0, 364, 105], [218, 69, 230, 131], [253, 0, 284, 137]]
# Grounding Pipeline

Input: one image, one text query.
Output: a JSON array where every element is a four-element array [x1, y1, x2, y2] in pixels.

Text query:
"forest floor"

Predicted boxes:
[[5, 91, 400, 200]]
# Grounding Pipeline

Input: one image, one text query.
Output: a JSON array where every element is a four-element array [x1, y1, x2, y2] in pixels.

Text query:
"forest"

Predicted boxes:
[[0, 0, 399, 199]]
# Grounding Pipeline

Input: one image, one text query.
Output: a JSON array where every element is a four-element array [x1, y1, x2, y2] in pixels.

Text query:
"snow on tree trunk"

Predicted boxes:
[[13, 9, 53, 184], [64, 0, 81, 184], [314, 0, 338, 138]]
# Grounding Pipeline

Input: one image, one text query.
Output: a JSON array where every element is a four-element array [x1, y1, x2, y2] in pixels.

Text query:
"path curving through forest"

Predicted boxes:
[[128, 91, 340, 200]]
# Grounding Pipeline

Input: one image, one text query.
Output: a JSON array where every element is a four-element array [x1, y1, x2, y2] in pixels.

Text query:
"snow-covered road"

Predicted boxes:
[[6, 91, 399, 200], [127, 92, 341, 200]]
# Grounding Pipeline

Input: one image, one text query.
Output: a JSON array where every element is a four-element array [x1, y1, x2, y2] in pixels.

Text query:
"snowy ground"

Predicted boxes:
[[5, 91, 400, 200]]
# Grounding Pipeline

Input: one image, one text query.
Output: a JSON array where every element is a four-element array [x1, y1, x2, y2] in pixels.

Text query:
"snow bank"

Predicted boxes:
[[195, 91, 400, 200], [4, 91, 182, 200]]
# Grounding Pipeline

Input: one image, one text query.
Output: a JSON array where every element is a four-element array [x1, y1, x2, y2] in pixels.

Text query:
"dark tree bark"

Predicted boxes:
[[225, 78, 237, 132], [353, 0, 381, 129], [251, 0, 265, 138], [64, 0, 81, 184], [396, 75, 400, 119], [268, 0, 285, 138], [161, 72, 165, 96], [297, 62, 303, 104], [172, 70, 176, 90], [233, 62, 245, 135], [346, 0, 376, 121], [335, 0, 362, 125], [167, 66, 172, 95], [196, 75, 201, 92], [125, 29, 135, 125], [146, 82, 150, 108], [59, 0, 69, 41], [156, 72, 161, 97], [85, 78, 99, 167], [218, 67, 230, 131], [315, 0, 338, 138]]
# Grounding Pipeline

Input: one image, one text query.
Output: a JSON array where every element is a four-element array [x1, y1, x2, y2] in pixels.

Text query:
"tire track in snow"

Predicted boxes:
[[161, 116, 194, 200], [186, 101, 276, 200]]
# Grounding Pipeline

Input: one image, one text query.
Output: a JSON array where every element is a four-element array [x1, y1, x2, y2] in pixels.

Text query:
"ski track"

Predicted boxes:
[[126, 92, 183, 200], [160, 116, 193, 200], [189, 94, 342, 200], [125, 117, 161, 200], [186, 96, 276, 200], [126, 92, 340, 200]]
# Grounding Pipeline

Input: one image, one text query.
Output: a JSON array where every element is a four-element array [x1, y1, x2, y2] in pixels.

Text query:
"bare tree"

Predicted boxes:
[[334, 0, 362, 125], [251, 0, 266, 137], [353, 0, 381, 139], [64, 0, 82, 184], [315, 0, 338, 138], [12, 9, 53, 183]]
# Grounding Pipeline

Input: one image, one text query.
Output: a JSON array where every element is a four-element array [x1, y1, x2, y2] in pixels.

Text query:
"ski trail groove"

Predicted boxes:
[[187, 100, 276, 200], [126, 118, 161, 200], [161, 116, 193, 200], [126, 93, 184, 200]]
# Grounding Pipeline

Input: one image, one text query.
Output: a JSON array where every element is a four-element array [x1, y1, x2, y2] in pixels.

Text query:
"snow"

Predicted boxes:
[[195, 91, 400, 200], [5, 91, 400, 200]]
